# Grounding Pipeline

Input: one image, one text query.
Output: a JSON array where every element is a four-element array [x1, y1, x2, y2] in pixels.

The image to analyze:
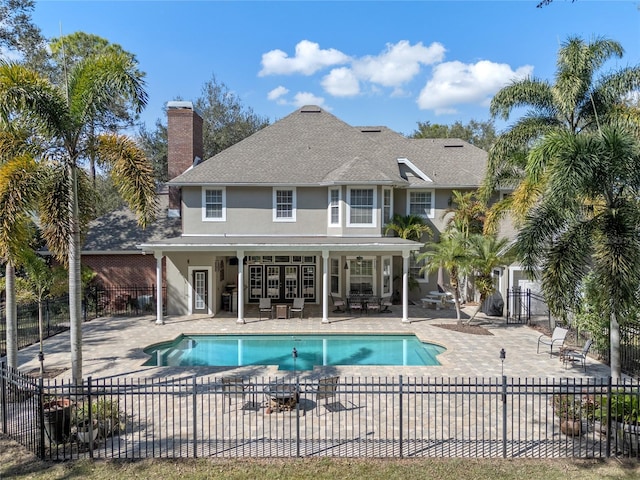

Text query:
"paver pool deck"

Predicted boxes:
[[13, 304, 611, 381]]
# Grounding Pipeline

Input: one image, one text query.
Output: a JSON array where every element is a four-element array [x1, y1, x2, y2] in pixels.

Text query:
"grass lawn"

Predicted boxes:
[[2, 436, 639, 480]]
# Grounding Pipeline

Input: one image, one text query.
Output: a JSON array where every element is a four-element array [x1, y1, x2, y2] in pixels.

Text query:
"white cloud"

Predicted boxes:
[[321, 68, 360, 97], [417, 60, 533, 114], [267, 86, 289, 101], [353, 40, 445, 87], [292, 92, 328, 109], [259, 40, 350, 76]]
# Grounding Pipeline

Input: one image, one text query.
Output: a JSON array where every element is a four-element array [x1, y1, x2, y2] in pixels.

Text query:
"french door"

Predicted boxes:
[[248, 265, 315, 302]]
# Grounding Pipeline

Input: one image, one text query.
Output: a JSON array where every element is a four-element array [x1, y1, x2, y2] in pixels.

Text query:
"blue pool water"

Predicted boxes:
[[144, 334, 445, 370]]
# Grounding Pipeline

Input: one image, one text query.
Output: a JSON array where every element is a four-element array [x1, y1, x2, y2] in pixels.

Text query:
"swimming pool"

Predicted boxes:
[[144, 334, 446, 370]]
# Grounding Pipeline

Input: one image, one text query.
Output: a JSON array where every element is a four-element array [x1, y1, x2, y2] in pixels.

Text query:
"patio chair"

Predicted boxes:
[[347, 297, 364, 316], [220, 376, 258, 414], [289, 298, 305, 319], [305, 376, 340, 416], [562, 339, 593, 371], [259, 298, 273, 320], [330, 293, 346, 313], [537, 326, 569, 356], [365, 297, 381, 314]]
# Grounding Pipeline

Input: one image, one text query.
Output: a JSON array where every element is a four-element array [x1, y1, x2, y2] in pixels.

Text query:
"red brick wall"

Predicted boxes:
[[167, 104, 203, 210], [82, 254, 165, 288]]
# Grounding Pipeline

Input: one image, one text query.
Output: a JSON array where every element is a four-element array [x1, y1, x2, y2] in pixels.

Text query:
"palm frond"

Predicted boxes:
[[98, 133, 157, 227]]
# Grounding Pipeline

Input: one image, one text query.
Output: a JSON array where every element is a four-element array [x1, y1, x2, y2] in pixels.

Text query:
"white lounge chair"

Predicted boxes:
[[259, 298, 273, 320], [289, 298, 305, 319], [537, 326, 569, 356]]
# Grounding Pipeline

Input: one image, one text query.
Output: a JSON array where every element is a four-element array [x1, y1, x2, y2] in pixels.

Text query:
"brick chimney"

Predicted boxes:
[[167, 101, 203, 216]]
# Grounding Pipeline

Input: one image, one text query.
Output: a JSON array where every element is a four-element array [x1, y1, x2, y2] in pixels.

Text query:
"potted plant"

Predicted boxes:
[[553, 393, 583, 436], [596, 390, 640, 453], [93, 397, 123, 437], [73, 402, 99, 445], [42, 397, 74, 445]]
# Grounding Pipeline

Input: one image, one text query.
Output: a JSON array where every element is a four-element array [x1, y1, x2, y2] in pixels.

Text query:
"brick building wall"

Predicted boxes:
[[82, 254, 165, 288]]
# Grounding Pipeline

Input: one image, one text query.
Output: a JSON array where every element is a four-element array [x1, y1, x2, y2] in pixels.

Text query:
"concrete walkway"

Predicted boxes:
[[13, 303, 610, 381]]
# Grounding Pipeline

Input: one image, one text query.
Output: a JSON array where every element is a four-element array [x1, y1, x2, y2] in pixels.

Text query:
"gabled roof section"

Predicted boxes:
[[169, 105, 487, 188], [170, 106, 406, 186], [82, 194, 182, 253]]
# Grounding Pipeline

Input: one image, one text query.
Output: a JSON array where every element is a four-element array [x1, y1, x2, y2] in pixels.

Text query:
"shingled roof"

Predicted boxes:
[[82, 194, 181, 253], [169, 105, 487, 187]]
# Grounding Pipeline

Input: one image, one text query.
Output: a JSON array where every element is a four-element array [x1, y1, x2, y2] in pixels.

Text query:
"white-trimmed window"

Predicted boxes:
[[382, 188, 392, 225], [348, 187, 376, 226], [381, 256, 392, 296], [328, 188, 341, 226], [202, 187, 226, 221], [410, 252, 429, 282], [330, 258, 341, 294], [407, 189, 434, 218], [273, 188, 296, 222]]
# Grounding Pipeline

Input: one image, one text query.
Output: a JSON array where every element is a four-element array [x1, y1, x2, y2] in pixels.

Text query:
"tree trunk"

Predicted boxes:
[[69, 161, 83, 385], [5, 262, 17, 368], [610, 311, 621, 380], [466, 293, 486, 324]]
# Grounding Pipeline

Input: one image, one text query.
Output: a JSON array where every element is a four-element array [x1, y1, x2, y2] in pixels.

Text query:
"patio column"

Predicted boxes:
[[322, 250, 329, 324], [236, 250, 245, 324], [154, 251, 164, 325], [402, 252, 410, 323]]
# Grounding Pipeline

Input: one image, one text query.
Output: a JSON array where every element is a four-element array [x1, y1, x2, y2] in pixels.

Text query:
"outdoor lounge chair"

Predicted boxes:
[[289, 298, 305, 319], [330, 293, 346, 313], [221, 376, 257, 413], [537, 326, 569, 356], [562, 339, 593, 371], [305, 376, 340, 415], [259, 298, 273, 320]]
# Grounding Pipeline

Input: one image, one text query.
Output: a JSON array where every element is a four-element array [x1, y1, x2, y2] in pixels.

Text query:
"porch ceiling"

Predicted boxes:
[[138, 235, 421, 254]]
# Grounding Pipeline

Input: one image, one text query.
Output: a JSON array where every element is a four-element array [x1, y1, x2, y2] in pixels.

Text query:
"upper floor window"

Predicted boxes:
[[382, 188, 392, 225], [348, 188, 376, 227], [408, 190, 434, 218], [202, 187, 226, 221], [328, 188, 341, 226], [273, 188, 296, 222]]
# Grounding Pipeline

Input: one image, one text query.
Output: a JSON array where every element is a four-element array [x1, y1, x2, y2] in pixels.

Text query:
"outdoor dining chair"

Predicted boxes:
[[289, 298, 305, 319], [561, 339, 593, 371], [537, 326, 569, 357], [220, 377, 258, 414], [259, 298, 273, 320], [305, 376, 340, 416]]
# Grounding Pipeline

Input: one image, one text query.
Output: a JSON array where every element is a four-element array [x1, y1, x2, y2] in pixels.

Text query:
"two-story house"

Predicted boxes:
[[138, 102, 489, 324]]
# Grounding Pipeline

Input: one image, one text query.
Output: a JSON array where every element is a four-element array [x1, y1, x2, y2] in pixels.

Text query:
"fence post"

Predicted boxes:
[[295, 375, 301, 458], [1, 360, 7, 434], [606, 376, 612, 458], [399, 375, 403, 459], [192, 374, 197, 458], [502, 374, 507, 458], [87, 376, 94, 459], [38, 376, 45, 459]]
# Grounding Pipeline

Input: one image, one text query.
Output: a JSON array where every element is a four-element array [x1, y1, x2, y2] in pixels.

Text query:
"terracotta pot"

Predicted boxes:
[[560, 418, 582, 436]]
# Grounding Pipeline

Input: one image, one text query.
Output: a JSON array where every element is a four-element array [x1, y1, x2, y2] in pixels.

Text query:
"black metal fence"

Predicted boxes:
[[0, 286, 166, 358], [2, 363, 640, 460], [506, 288, 551, 326]]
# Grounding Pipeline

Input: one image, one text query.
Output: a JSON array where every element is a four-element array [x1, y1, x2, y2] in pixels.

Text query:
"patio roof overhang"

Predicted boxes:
[[137, 235, 422, 255]]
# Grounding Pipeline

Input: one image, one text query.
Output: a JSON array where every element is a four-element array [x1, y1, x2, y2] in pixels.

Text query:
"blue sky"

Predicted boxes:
[[32, 1, 640, 136]]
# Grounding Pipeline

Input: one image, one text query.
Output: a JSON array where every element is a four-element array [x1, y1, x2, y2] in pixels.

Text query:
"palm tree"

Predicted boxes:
[[384, 213, 432, 241], [515, 126, 640, 379], [442, 190, 485, 238], [481, 36, 640, 232], [20, 249, 66, 378], [0, 54, 156, 384], [0, 151, 41, 369], [417, 231, 471, 322], [465, 234, 514, 323]]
